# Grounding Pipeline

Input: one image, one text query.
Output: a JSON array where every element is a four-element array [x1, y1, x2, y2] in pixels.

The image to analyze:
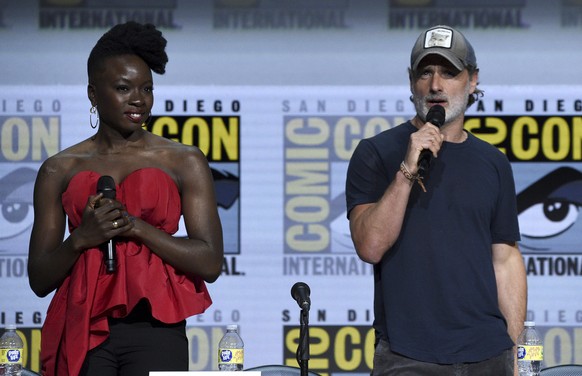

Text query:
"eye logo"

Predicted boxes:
[[517, 167, 582, 253], [0, 167, 37, 243], [211, 168, 240, 210]]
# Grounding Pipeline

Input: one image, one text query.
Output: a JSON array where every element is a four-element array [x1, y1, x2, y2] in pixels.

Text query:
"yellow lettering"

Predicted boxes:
[[286, 147, 329, 159], [183, 117, 210, 152], [286, 163, 329, 195], [2, 117, 29, 160], [544, 328, 571, 366], [335, 327, 362, 371], [286, 118, 329, 146], [32, 117, 59, 160], [334, 117, 361, 160], [573, 117, 582, 160], [286, 196, 329, 223], [286, 224, 329, 252], [512, 116, 539, 160], [151, 116, 180, 142], [211, 117, 238, 161], [29, 329, 42, 372], [542, 117, 570, 161], [364, 328, 375, 369], [575, 327, 582, 364]]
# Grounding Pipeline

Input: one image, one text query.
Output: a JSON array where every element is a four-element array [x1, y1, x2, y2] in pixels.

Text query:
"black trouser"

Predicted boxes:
[[372, 339, 514, 376], [80, 302, 188, 376]]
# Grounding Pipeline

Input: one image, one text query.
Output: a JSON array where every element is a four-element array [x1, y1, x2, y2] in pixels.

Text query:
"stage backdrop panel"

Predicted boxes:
[[0, 85, 581, 373]]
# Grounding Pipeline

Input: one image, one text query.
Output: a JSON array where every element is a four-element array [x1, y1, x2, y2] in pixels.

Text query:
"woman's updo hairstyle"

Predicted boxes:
[[87, 21, 168, 81]]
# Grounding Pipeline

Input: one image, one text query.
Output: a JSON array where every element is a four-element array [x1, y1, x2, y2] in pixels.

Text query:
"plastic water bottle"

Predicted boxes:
[[517, 321, 543, 376], [218, 324, 244, 371], [0, 325, 24, 376]]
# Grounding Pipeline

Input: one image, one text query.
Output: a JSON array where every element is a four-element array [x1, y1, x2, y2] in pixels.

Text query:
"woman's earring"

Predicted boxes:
[[142, 112, 152, 128], [90, 105, 99, 129]]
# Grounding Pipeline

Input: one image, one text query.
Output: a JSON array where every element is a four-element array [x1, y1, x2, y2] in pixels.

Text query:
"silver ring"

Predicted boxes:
[[112, 220, 119, 229]]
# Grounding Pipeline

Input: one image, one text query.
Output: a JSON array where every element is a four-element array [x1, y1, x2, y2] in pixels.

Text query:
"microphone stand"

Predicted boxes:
[[298, 307, 310, 376]]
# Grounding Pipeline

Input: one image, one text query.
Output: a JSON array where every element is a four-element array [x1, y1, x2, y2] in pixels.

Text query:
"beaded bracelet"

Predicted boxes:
[[399, 161, 426, 192]]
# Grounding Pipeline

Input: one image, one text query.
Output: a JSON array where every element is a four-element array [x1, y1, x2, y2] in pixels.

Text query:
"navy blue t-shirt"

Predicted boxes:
[[346, 121, 520, 364]]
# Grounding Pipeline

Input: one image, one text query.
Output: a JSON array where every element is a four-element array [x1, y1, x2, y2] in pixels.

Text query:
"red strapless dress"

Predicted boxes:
[[40, 168, 212, 376]]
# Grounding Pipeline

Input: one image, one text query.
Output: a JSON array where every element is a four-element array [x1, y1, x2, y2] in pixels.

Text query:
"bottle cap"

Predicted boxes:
[[226, 324, 239, 331], [524, 321, 536, 327], [5, 324, 17, 330]]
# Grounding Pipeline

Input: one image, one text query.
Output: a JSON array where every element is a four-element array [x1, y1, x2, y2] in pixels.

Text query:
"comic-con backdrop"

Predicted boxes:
[[1, 1, 581, 374]]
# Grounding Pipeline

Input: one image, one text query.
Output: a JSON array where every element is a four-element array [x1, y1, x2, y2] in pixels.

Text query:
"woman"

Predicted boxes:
[[28, 22, 224, 376]]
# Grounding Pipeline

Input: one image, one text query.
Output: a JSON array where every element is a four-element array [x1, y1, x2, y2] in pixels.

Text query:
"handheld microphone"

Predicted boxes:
[[291, 282, 311, 311], [417, 105, 446, 178], [96, 175, 116, 273]]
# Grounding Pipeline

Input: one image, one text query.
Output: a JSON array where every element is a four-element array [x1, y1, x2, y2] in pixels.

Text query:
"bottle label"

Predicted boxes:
[[0, 348, 23, 364], [517, 345, 543, 361], [218, 348, 244, 365]]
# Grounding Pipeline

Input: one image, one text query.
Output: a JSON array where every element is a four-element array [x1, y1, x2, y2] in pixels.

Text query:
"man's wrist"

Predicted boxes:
[[399, 161, 426, 192]]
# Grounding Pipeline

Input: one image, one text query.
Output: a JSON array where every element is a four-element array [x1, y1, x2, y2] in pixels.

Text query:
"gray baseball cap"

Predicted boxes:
[[410, 25, 477, 71]]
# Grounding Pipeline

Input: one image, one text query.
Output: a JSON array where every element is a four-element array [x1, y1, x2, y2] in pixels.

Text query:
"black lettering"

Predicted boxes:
[[221, 257, 244, 276], [282, 309, 291, 322], [165, 100, 174, 112], [33, 312, 42, 324], [214, 100, 222, 112]]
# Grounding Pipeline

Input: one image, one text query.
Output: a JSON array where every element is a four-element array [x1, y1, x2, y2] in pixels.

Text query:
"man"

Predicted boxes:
[[346, 25, 527, 375]]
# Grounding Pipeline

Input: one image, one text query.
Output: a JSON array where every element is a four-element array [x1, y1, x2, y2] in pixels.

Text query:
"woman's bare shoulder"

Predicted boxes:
[[143, 135, 210, 186], [37, 139, 96, 186], [148, 134, 207, 164]]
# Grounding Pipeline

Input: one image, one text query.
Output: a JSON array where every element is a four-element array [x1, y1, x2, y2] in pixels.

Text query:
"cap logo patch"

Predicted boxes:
[[424, 28, 453, 49]]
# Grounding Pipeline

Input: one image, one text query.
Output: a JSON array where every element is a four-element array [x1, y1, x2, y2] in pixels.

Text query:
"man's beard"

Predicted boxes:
[[413, 82, 471, 125]]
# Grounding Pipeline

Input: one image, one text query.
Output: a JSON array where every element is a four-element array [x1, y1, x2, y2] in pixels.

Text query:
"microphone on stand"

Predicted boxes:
[[291, 282, 311, 376], [291, 282, 311, 311], [417, 105, 446, 179], [96, 175, 116, 273]]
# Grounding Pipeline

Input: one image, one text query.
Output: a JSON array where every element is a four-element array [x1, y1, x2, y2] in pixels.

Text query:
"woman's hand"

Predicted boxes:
[[71, 193, 134, 251]]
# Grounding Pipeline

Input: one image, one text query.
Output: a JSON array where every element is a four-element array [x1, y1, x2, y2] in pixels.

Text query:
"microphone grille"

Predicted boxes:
[[96, 175, 116, 199], [426, 105, 445, 127]]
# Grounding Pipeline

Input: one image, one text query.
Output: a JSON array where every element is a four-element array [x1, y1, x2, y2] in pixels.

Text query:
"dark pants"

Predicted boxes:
[[372, 339, 514, 376], [79, 303, 188, 376]]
